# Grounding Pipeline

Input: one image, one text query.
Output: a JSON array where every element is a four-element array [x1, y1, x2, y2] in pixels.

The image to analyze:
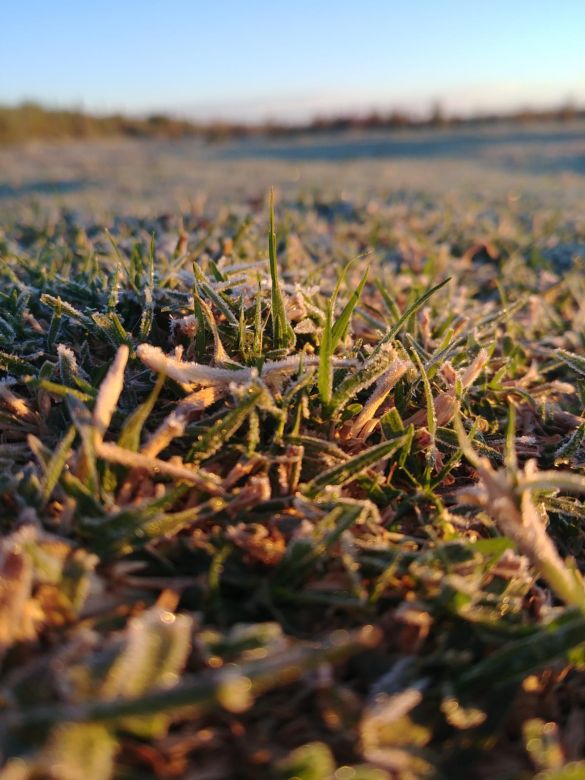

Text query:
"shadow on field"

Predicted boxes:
[[0, 179, 93, 199], [218, 126, 585, 175]]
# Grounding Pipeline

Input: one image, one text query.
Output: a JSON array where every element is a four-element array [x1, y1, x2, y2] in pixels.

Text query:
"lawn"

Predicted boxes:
[[0, 134, 584, 779]]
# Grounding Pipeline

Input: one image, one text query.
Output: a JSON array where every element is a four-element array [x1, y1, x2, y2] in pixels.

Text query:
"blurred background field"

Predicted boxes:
[[2, 120, 585, 221]]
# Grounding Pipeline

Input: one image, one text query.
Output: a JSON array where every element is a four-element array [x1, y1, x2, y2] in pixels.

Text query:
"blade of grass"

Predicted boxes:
[[2, 627, 380, 730], [369, 277, 450, 358], [268, 190, 295, 351], [117, 372, 165, 452], [331, 266, 368, 348], [318, 299, 333, 406], [303, 436, 406, 498]]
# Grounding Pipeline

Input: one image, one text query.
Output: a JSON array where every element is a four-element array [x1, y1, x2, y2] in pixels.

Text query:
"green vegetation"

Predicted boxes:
[[0, 102, 204, 144], [0, 186, 584, 779]]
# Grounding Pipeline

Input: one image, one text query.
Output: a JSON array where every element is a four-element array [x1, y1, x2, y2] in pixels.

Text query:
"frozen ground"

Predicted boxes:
[[1, 122, 585, 779], [1, 121, 585, 222]]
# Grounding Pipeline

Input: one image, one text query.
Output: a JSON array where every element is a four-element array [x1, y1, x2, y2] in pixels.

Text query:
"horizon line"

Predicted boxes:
[[3, 94, 585, 128]]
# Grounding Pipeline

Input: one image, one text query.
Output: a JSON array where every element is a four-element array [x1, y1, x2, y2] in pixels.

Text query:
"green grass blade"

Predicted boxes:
[[187, 385, 264, 462], [117, 372, 165, 452], [458, 613, 585, 691], [268, 190, 295, 351], [330, 345, 401, 415], [40, 425, 77, 505], [193, 261, 239, 327], [303, 437, 405, 498], [557, 348, 585, 378], [369, 277, 450, 358], [318, 300, 333, 406], [331, 266, 368, 348]]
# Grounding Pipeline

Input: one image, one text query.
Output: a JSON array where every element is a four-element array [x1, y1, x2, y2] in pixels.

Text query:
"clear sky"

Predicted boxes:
[[2, 0, 584, 121]]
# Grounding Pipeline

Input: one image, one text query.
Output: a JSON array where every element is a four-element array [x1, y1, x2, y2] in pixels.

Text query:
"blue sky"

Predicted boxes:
[[2, 0, 584, 120]]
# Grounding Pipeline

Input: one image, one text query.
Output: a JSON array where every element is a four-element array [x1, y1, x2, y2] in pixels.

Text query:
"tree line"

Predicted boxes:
[[1, 100, 583, 144]]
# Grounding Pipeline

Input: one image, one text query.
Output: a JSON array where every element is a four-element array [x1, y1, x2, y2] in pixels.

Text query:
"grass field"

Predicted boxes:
[[0, 127, 585, 779]]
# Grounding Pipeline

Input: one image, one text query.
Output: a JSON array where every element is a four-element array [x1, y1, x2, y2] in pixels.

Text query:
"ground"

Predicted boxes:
[[0, 125, 584, 779]]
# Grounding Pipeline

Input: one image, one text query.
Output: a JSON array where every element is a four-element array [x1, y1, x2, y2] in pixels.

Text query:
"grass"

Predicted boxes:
[[0, 185, 584, 779]]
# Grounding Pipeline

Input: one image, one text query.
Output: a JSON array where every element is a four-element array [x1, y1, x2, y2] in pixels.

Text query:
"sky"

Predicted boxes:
[[2, 0, 585, 122]]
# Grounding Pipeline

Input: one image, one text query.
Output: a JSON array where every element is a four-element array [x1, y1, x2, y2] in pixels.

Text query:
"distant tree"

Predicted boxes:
[[429, 101, 448, 127], [558, 98, 577, 121]]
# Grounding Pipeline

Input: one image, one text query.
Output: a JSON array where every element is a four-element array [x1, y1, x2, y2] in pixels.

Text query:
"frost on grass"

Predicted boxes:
[[0, 190, 584, 779], [92, 344, 129, 438]]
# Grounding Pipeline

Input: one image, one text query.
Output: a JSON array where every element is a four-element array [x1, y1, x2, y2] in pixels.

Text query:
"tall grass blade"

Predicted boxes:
[[268, 190, 295, 350]]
